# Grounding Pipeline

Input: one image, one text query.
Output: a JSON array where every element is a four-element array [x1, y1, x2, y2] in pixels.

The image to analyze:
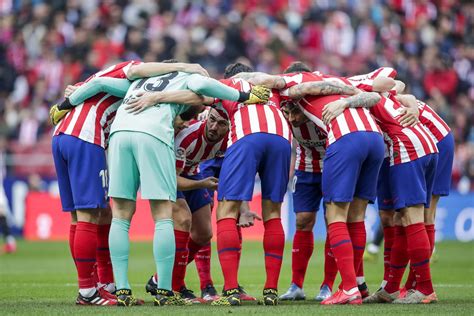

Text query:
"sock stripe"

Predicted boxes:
[[265, 253, 283, 260], [353, 245, 365, 250], [176, 248, 188, 252], [384, 247, 392, 251], [218, 247, 240, 254], [97, 247, 109, 251], [390, 263, 407, 269], [75, 258, 97, 262], [412, 258, 430, 267], [330, 239, 351, 248]]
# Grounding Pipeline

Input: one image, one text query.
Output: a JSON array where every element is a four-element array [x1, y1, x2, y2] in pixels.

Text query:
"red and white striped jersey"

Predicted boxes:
[[347, 68, 439, 164], [368, 96, 438, 165], [54, 61, 140, 148], [175, 120, 227, 176], [417, 100, 451, 143], [290, 121, 326, 173], [290, 73, 382, 145], [214, 77, 297, 148], [347, 67, 397, 93]]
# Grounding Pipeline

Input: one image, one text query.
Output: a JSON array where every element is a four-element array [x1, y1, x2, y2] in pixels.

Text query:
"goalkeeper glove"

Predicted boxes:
[[237, 85, 271, 104], [49, 104, 70, 125]]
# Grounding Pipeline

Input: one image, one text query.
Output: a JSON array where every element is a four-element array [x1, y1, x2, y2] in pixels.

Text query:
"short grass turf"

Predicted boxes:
[[1, 240, 473, 315]]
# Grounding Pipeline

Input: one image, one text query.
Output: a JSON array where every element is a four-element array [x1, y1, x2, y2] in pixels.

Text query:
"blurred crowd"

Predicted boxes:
[[0, 0, 472, 191]]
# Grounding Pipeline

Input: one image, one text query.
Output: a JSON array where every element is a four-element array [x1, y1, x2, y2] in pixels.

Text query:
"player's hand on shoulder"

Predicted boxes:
[[184, 63, 209, 77], [398, 107, 419, 127], [245, 85, 271, 104], [200, 177, 219, 190], [49, 104, 70, 126], [64, 85, 78, 98], [238, 211, 262, 228], [124, 92, 159, 114], [322, 99, 346, 125]]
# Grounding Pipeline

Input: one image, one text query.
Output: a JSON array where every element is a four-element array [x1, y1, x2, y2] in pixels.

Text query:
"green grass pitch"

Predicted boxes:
[[1, 240, 473, 315]]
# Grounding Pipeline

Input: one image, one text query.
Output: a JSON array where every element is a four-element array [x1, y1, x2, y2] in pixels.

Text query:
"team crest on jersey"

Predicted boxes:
[[176, 148, 185, 159], [215, 150, 225, 157]]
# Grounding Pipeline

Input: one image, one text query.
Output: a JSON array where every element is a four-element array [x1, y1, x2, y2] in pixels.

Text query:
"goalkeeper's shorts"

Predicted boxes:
[[108, 131, 176, 201], [52, 134, 108, 211]]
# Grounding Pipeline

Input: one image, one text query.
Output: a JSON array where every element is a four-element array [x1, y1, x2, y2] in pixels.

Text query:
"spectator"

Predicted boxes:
[[0, 0, 472, 191]]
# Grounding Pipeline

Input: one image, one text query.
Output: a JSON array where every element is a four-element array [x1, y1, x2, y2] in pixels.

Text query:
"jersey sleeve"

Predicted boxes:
[[69, 77, 131, 106]]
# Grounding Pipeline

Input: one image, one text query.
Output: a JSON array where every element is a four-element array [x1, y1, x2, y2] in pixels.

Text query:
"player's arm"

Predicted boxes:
[[372, 77, 396, 92], [322, 92, 381, 125], [395, 93, 420, 127], [126, 62, 209, 80], [125, 90, 213, 114], [286, 81, 359, 99], [57, 77, 132, 110], [177, 175, 219, 191], [186, 74, 270, 104], [232, 72, 287, 89], [394, 80, 406, 93], [50, 77, 132, 125], [238, 201, 262, 228]]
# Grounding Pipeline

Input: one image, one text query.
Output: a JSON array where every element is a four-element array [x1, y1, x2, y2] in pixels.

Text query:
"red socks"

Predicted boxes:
[[404, 224, 436, 290], [322, 234, 338, 290], [187, 238, 201, 264], [405, 223, 434, 295], [237, 225, 243, 264], [384, 226, 408, 293], [328, 222, 357, 291], [382, 226, 395, 282], [75, 221, 98, 289], [195, 242, 213, 289], [96, 224, 114, 284], [348, 222, 366, 277], [69, 224, 76, 265], [187, 239, 214, 290], [217, 218, 240, 291], [172, 229, 190, 291], [425, 224, 436, 254], [291, 230, 314, 288], [263, 218, 285, 289]]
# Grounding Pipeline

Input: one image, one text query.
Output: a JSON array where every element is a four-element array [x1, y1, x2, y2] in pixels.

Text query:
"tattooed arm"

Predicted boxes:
[[322, 92, 381, 124], [287, 81, 359, 99], [232, 72, 287, 89]]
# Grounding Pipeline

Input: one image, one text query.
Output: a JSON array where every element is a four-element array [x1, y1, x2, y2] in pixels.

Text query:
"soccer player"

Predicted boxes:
[[399, 97, 454, 297], [66, 63, 270, 306], [51, 60, 210, 306], [199, 157, 259, 302], [211, 63, 361, 306], [278, 100, 326, 301], [346, 69, 440, 304], [145, 108, 229, 303]]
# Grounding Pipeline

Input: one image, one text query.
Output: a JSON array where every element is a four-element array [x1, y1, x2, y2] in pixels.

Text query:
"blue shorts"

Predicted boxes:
[[176, 173, 212, 213], [291, 170, 322, 213], [218, 133, 291, 203], [323, 132, 385, 203], [52, 134, 108, 211], [200, 157, 224, 200], [433, 133, 454, 196], [377, 158, 394, 210], [390, 154, 438, 210]]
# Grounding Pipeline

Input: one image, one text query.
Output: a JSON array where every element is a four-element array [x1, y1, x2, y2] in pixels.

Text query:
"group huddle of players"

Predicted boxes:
[[49, 58, 453, 306]]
